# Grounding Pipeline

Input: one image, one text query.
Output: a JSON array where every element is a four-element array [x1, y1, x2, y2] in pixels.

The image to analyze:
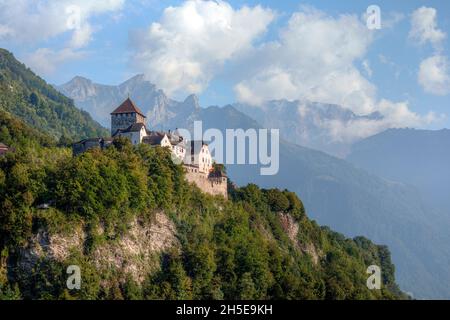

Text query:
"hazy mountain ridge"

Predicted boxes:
[[347, 127, 450, 231], [57, 75, 200, 129], [234, 100, 384, 157]]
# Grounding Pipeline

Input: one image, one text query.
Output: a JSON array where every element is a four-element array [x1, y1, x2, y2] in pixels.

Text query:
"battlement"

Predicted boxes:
[[184, 165, 228, 199]]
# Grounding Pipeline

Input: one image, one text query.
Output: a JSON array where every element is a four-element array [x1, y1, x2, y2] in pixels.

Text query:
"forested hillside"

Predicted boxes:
[[0, 48, 107, 141], [0, 114, 405, 299]]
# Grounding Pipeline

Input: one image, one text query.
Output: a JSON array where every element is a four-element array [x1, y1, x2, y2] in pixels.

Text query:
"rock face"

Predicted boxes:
[[278, 213, 321, 265], [19, 226, 85, 273], [93, 212, 178, 283], [18, 212, 178, 285]]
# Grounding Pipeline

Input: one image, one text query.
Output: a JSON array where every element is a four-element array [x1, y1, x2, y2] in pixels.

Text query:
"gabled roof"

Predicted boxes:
[[111, 98, 146, 117], [0, 142, 8, 149], [143, 132, 168, 146], [127, 123, 146, 132], [112, 123, 147, 137]]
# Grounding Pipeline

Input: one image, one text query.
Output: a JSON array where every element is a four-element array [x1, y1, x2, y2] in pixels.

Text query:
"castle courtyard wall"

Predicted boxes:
[[184, 168, 228, 199]]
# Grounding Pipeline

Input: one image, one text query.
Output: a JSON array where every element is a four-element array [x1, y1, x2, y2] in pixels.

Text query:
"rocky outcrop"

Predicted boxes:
[[18, 211, 178, 285], [93, 212, 178, 283], [278, 213, 321, 265], [19, 226, 85, 273]]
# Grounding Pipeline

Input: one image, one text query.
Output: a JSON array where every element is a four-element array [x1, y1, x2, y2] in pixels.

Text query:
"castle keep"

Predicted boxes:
[[74, 98, 227, 198], [110, 98, 146, 137]]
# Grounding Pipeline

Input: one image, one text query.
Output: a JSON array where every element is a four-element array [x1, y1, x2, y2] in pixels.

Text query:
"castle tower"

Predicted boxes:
[[110, 97, 146, 135]]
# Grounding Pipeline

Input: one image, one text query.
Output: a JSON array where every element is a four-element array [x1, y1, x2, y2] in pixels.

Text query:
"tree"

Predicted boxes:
[[29, 92, 39, 106], [265, 189, 290, 212], [58, 134, 73, 147], [239, 273, 256, 299]]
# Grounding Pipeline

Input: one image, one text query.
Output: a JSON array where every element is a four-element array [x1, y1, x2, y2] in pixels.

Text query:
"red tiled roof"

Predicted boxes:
[[110, 98, 146, 117]]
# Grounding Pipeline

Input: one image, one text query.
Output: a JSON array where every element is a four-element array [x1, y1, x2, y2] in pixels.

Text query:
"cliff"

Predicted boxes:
[[0, 125, 406, 299]]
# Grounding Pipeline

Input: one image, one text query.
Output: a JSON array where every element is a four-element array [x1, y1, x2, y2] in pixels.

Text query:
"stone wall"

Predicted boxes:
[[184, 167, 228, 199]]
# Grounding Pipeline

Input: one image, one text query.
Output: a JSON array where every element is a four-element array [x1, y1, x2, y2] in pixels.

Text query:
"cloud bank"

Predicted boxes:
[[130, 2, 442, 143], [130, 0, 274, 97], [410, 7, 450, 96], [0, 0, 125, 75]]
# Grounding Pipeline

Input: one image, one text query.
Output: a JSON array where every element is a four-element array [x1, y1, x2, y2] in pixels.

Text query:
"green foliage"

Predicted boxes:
[[0, 48, 108, 140], [0, 109, 55, 148], [264, 189, 290, 212], [0, 114, 405, 300]]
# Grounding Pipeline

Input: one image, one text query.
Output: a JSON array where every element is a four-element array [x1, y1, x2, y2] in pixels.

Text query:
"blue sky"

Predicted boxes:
[[1, 0, 449, 133]]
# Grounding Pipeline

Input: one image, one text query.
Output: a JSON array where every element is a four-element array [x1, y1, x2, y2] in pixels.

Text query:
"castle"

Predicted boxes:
[[73, 98, 227, 198]]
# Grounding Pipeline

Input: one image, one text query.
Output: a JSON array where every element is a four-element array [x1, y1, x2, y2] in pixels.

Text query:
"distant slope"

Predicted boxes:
[[0, 109, 55, 148], [170, 105, 449, 299], [347, 128, 450, 213], [0, 48, 107, 140]]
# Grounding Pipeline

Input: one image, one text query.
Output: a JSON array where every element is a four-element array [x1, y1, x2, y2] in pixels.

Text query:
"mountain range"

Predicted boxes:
[[57, 74, 450, 299]]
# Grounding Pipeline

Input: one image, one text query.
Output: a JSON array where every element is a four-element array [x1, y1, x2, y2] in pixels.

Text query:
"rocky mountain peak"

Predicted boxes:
[[183, 94, 200, 110]]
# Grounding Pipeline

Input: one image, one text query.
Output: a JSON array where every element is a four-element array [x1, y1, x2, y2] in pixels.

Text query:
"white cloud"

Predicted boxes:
[[418, 55, 450, 95], [233, 7, 440, 143], [234, 8, 375, 114], [409, 7, 450, 96], [0, 0, 124, 45], [129, 0, 274, 97], [0, 0, 124, 74], [409, 7, 446, 49], [322, 100, 442, 144]]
